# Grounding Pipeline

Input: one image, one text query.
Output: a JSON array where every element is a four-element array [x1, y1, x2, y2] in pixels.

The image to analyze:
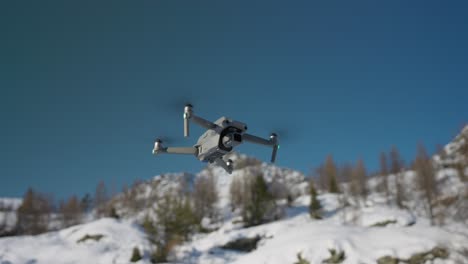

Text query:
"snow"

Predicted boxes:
[[173, 201, 468, 264], [0, 198, 22, 210], [1, 126, 467, 264], [0, 198, 22, 234], [0, 218, 152, 264], [231, 217, 466, 264]]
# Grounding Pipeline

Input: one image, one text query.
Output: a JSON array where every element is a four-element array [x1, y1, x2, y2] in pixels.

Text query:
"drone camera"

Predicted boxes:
[[222, 132, 243, 148], [233, 133, 242, 143]]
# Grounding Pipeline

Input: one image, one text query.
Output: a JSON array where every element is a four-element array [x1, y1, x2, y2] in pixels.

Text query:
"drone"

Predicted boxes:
[[152, 104, 279, 174]]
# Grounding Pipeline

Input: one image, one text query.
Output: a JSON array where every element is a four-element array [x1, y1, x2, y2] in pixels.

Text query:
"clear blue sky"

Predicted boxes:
[[1, 1, 467, 199]]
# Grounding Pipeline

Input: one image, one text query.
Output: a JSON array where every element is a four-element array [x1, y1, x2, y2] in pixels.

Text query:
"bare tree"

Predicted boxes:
[[314, 164, 326, 191], [338, 163, 353, 224], [16, 188, 52, 235], [379, 151, 390, 203], [193, 168, 219, 222], [60, 195, 82, 227], [350, 159, 368, 205], [414, 143, 437, 225], [324, 155, 340, 193], [338, 163, 353, 183], [230, 175, 246, 212], [80, 193, 93, 213], [94, 180, 109, 217], [390, 146, 406, 208]]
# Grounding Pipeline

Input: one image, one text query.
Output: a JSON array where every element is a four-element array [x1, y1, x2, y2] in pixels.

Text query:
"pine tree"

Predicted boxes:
[[151, 190, 198, 262], [80, 193, 93, 213], [243, 173, 275, 227], [309, 180, 322, 219], [130, 247, 142, 262]]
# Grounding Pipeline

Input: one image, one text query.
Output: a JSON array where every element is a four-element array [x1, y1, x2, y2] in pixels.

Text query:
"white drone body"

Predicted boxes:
[[153, 104, 279, 174]]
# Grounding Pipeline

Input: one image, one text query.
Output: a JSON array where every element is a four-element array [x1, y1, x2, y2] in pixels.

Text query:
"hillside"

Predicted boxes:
[[0, 198, 21, 237], [0, 126, 467, 264]]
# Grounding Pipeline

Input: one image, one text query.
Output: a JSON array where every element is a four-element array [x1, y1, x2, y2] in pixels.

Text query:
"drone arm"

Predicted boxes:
[[242, 133, 274, 146], [165, 147, 198, 155], [191, 114, 217, 130], [153, 141, 198, 155], [184, 105, 217, 137], [243, 133, 279, 163]]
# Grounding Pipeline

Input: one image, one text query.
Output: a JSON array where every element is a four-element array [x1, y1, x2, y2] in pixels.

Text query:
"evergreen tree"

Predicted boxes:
[[130, 247, 142, 262], [80, 193, 93, 213], [243, 173, 276, 227], [150, 190, 198, 262], [308, 180, 322, 219]]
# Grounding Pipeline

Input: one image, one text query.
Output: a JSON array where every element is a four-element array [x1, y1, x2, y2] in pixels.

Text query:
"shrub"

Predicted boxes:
[[309, 180, 322, 219], [76, 234, 104, 243], [294, 252, 310, 264], [323, 249, 345, 263], [243, 174, 276, 227], [130, 247, 142, 262], [370, 220, 397, 227]]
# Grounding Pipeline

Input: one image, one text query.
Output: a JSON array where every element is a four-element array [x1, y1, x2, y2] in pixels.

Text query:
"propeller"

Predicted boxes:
[[164, 96, 199, 112], [153, 136, 177, 144]]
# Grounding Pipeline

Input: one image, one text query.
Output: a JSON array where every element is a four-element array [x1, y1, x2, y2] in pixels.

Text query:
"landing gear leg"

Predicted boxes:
[[213, 158, 233, 174]]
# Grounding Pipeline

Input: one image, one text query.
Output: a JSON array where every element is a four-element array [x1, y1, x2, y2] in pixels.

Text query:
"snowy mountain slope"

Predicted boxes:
[[0, 218, 152, 264], [1, 193, 467, 264], [172, 193, 468, 264], [0, 198, 22, 236], [112, 152, 306, 224], [197, 153, 307, 219], [435, 124, 468, 169], [1, 127, 467, 264]]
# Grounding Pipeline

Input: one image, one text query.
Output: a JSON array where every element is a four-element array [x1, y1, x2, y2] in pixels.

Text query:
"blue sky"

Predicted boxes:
[[1, 1, 467, 199]]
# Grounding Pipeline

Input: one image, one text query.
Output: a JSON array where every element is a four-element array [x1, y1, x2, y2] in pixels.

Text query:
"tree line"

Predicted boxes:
[[309, 142, 467, 226], [5, 180, 116, 236]]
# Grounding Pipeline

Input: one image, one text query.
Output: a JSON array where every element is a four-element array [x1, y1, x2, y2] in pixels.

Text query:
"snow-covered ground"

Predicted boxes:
[[0, 198, 22, 235], [0, 218, 152, 264], [173, 193, 468, 264], [1, 127, 467, 264], [1, 187, 467, 263]]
